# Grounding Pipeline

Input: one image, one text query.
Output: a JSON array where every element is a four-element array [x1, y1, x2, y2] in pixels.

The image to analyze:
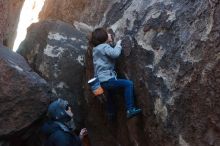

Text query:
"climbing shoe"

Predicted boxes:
[[127, 108, 142, 118]]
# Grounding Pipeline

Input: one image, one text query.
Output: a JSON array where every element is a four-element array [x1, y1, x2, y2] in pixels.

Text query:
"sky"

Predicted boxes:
[[13, 0, 45, 51]]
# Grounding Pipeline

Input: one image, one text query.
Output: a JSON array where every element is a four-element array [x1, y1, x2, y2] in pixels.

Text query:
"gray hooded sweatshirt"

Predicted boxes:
[[93, 43, 122, 82]]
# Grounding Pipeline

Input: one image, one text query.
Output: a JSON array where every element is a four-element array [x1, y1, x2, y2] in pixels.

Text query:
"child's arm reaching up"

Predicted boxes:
[[104, 40, 122, 58]]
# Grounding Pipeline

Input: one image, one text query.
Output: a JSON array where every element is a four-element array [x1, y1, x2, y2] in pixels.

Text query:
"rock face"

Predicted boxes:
[[1, 0, 220, 146], [17, 20, 88, 128], [39, 0, 115, 26], [84, 0, 220, 146], [0, 44, 49, 145], [38, 0, 220, 145], [0, 0, 25, 48], [114, 1, 220, 145]]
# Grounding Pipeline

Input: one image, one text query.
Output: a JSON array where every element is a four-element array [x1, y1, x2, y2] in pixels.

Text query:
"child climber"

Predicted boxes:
[[90, 27, 141, 118]]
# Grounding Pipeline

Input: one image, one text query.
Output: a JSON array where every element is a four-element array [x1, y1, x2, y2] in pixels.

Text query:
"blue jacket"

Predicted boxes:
[[41, 121, 82, 146], [93, 43, 122, 82]]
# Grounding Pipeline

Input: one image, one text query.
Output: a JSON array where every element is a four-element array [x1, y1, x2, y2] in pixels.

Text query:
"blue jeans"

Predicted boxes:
[[101, 78, 134, 111]]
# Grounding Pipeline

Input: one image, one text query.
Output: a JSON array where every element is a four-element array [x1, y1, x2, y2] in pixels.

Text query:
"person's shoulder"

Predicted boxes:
[[48, 130, 72, 146], [53, 130, 82, 146], [93, 44, 111, 55], [41, 121, 60, 136], [95, 43, 110, 50], [52, 129, 71, 141]]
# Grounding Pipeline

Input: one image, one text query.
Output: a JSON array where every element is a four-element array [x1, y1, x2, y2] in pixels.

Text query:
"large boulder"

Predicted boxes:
[[21, 0, 220, 146], [114, 1, 220, 146], [17, 20, 88, 128], [0, 0, 25, 48], [0, 44, 49, 143], [39, 0, 115, 26], [84, 0, 220, 146]]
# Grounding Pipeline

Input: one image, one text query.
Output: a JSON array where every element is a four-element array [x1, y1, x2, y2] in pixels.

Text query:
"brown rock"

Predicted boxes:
[[39, 0, 114, 25], [17, 20, 87, 129], [0, 44, 49, 137], [1, 0, 217, 145], [0, 0, 25, 48], [84, 0, 220, 146]]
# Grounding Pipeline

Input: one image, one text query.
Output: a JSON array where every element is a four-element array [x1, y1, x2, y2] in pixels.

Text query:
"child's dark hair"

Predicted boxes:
[[91, 28, 108, 47]]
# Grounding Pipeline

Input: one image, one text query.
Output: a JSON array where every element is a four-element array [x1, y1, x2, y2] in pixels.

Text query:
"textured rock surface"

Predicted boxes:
[[17, 20, 88, 128], [0, 44, 49, 143], [0, 0, 25, 48], [39, 0, 114, 26], [1, 0, 220, 145], [84, 0, 220, 146], [39, 0, 220, 145]]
